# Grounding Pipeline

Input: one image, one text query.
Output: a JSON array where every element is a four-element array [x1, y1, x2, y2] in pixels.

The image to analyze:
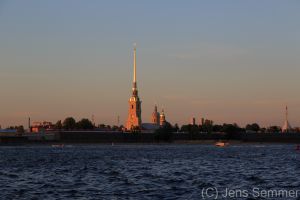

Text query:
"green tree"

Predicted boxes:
[[222, 123, 244, 139], [76, 118, 94, 130], [111, 125, 119, 131], [267, 126, 281, 133], [180, 124, 191, 133], [174, 123, 179, 132], [245, 123, 260, 132], [222, 123, 240, 134], [181, 124, 199, 134], [213, 124, 223, 132], [63, 117, 76, 130], [98, 124, 106, 129], [191, 125, 200, 134], [251, 123, 260, 132], [55, 120, 63, 130]]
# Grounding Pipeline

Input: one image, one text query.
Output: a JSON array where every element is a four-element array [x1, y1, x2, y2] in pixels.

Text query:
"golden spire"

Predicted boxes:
[[133, 43, 137, 84]]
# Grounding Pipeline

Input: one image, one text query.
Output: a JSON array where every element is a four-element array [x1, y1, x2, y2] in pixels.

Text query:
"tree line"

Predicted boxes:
[[180, 122, 300, 134], [2, 117, 299, 133], [54, 117, 122, 131]]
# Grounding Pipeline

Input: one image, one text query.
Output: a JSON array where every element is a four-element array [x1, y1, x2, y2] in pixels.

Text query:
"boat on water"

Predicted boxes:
[[215, 141, 229, 147]]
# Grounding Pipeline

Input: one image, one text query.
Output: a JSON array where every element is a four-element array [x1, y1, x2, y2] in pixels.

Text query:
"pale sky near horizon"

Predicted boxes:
[[0, 0, 300, 128]]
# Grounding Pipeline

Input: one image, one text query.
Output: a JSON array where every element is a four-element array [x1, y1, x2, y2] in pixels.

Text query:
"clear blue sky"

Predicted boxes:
[[0, 0, 299, 128]]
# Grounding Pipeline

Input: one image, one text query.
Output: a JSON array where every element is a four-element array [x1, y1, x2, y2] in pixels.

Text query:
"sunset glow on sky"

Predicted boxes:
[[0, 1, 299, 128]]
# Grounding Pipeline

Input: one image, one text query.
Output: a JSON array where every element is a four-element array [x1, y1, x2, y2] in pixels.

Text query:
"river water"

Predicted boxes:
[[0, 144, 300, 199]]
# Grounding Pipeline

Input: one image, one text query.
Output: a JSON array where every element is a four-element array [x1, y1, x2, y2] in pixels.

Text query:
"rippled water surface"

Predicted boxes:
[[1, 144, 300, 199]]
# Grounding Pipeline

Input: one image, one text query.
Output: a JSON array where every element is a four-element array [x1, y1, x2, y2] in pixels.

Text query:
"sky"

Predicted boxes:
[[0, 0, 300, 128]]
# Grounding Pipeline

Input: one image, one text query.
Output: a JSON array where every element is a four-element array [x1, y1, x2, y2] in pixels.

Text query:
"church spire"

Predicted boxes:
[[282, 105, 292, 133], [126, 44, 142, 130], [133, 44, 137, 90], [133, 45, 136, 83]]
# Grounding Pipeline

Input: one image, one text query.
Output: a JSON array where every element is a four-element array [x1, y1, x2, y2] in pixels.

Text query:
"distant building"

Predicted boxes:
[[190, 117, 196, 125], [0, 129, 17, 133], [31, 121, 55, 133], [141, 123, 160, 132], [142, 109, 168, 132], [201, 118, 205, 126], [200, 117, 213, 126], [151, 105, 160, 125], [160, 109, 166, 126], [125, 46, 169, 132], [126, 46, 142, 130], [282, 106, 292, 133], [142, 105, 162, 132]]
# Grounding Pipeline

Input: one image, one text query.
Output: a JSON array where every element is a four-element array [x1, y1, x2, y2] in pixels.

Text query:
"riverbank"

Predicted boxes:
[[1, 131, 300, 145]]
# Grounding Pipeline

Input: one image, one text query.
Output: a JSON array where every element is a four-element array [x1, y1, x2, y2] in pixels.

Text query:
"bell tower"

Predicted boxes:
[[160, 109, 166, 126], [151, 105, 160, 125], [126, 46, 142, 130]]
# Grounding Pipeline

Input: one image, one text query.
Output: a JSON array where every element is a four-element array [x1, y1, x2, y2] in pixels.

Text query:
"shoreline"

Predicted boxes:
[[1, 131, 300, 145], [0, 140, 299, 146]]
